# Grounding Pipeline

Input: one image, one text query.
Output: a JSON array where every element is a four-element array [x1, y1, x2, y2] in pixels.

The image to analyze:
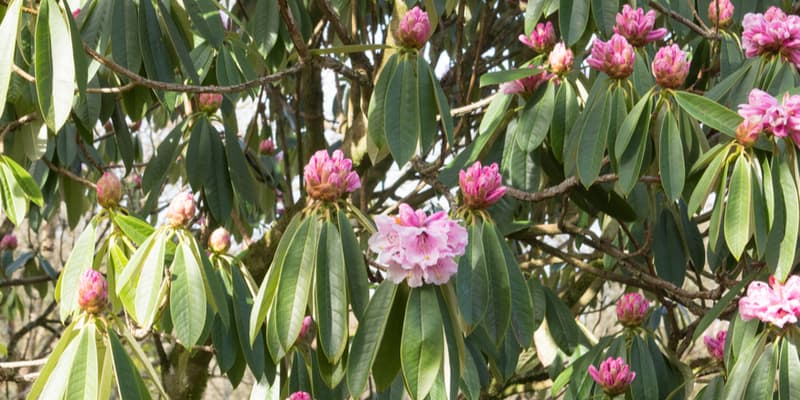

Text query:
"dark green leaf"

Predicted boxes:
[[401, 285, 444, 400], [315, 221, 349, 363], [560, 0, 589, 45]]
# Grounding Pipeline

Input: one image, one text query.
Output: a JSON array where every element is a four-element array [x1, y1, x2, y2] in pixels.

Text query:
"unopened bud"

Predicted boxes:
[[78, 269, 108, 314], [96, 173, 122, 209]]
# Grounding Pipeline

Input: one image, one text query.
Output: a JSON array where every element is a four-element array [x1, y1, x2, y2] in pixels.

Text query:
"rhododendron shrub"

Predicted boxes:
[[6, 1, 800, 399]]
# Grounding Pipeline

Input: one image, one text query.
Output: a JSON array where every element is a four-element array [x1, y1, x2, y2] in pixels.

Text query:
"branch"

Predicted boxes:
[[42, 159, 97, 189], [277, 0, 311, 61], [0, 274, 55, 288], [0, 112, 38, 142], [505, 174, 661, 202], [649, 1, 719, 40]]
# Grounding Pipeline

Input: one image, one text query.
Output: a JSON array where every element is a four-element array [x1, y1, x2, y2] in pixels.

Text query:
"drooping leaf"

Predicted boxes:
[[401, 285, 444, 400]]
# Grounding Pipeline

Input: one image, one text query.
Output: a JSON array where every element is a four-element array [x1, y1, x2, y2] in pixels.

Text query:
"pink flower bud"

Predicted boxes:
[[651, 44, 690, 89], [703, 330, 727, 361], [78, 269, 108, 314], [616, 292, 649, 327], [396, 6, 431, 49], [131, 174, 142, 188], [735, 117, 762, 146], [459, 161, 506, 209], [708, 0, 734, 28], [303, 150, 361, 201], [288, 392, 311, 400], [198, 93, 223, 113], [208, 227, 231, 253], [739, 275, 800, 328], [499, 66, 553, 95], [166, 192, 196, 227], [587, 34, 635, 79], [96, 172, 122, 209], [296, 316, 314, 345], [0, 234, 18, 250], [548, 42, 574, 75], [588, 357, 636, 396], [519, 21, 556, 53], [613, 4, 667, 47], [72, 8, 80, 19], [259, 138, 276, 155]]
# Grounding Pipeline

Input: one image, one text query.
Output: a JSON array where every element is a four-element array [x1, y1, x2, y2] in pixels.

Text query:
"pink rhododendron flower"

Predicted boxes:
[[78, 269, 108, 314], [296, 316, 315, 345], [259, 138, 276, 155], [613, 5, 667, 47], [368, 204, 467, 287], [708, 0, 734, 28], [736, 116, 762, 146], [96, 172, 122, 209], [651, 44, 690, 89], [72, 8, 80, 19], [303, 150, 361, 201], [738, 275, 800, 328], [704, 330, 727, 361], [0, 234, 18, 250], [737, 89, 800, 138], [198, 93, 223, 113], [588, 357, 636, 396], [459, 161, 506, 209], [208, 227, 231, 253], [166, 192, 196, 227], [397, 6, 431, 49], [616, 292, 649, 327], [499, 67, 553, 95], [519, 21, 556, 53], [548, 42, 574, 74], [742, 7, 800, 67], [288, 392, 311, 400], [587, 34, 635, 79]]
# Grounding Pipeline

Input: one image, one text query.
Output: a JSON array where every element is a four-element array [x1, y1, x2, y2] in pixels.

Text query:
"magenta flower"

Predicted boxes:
[[519, 21, 556, 53], [704, 330, 727, 361], [736, 116, 762, 146], [499, 67, 553, 95], [208, 227, 231, 253], [742, 7, 800, 67], [288, 392, 311, 400], [459, 161, 506, 209], [303, 150, 361, 201], [96, 172, 122, 209], [738, 89, 793, 138], [259, 138, 276, 155], [296, 316, 315, 345], [613, 5, 667, 47], [548, 42, 574, 75], [368, 204, 467, 287], [651, 44, 690, 89], [739, 275, 800, 328], [78, 269, 108, 314], [616, 292, 650, 327], [708, 0, 734, 28], [0, 234, 18, 250], [588, 357, 636, 396], [587, 34, 636, 79], [783, 93, 800, 146], [198, 92, 223, 113], [72, 8, 80, 19], [397, 6, 431, 49], [166, 192, 196, 227]]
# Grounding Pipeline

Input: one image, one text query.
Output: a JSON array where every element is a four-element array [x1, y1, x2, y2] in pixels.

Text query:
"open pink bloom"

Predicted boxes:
[[166, 192, 196, 227], [96, 172, 122, 209], [519, 21, 556, 53], [304, 150, 361, 201], [587, 34, 635, 79], [397, 6, 431, 49], [0, 234, 18, 250], [742, 7, 800, 67], [738, 89, 796, 138], [499, 67, 553, 95], [652, 44, 689, 89], [288, 392, 311, 400], [368, 204, 467, 287], [708, 0, 734, 28], [616, 292, 649, 327], [783, 93, 800, 145], [208, 227, 231, 253], [459, 161, 506, 209], [704, 330, 727, 361], [78, 269, 108, 314], [613, 5, 667, 47], [588, 357, 636, 396], [735, 116, 762, 146], [548, 42, 574, 74], [739, 275, 800, 328], [198, 92, 223, 113]]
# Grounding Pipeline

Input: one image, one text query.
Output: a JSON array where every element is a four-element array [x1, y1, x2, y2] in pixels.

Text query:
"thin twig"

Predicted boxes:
[[42, 159, 97, 189], [505, 174, 660, 202], [649, 1, 719, 40]]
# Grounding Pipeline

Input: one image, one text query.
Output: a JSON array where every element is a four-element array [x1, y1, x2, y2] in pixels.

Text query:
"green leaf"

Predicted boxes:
[[543, 286, 582, 353], [687, 145, 728, 215], [139, 0, 174, 83], [249, 0, 280, 56], [659, 109, 685, 201], [231, 267, 269, 378], [725, 154, 753, 260], [35, 0, 76, 132], [778, 336, 800, 400], [524, 0, 549, 33], [0, 158, 29, 226], [560, 0, 589, 45], [0, 0, 22, 120], [674, 91, 741, 137], [479, 67, 547, 88], [722, 331, 768, 400], [629, 335, 658, 400], [367, 53, 400, 162], [3, 156, 43, 206], [111, 0, 142, 72], [203, 124, 234, 223], [401, 285, 444, 400], [515, 82, 556, 152], [616, 94, 653, 194], [338, 210, 369, 321], [170, 240, 207, 346], [133, 230, 168, 327], [347, 280, 398, 397], [108, 329, 152, 400], [184, 0, 224, 48], [385, 55, 420, 166], [142, 121, 185, 194], [55, 218, 97, 321], [768, 147, 799, 281], [653, 208, 687, 287], [591, 0, 617, 37], [315, 221, 349, 363], [456, 222, 489, 331], [224, 124, 258, 205], [112, 106, 135, 174], [551, 82, 579, 162], [576, 88, 611, 186], [372, 285, 406, 391], [480, 221, 512, 346], [744, 343, 778, 400], [27, 320, 80, 399], [501, 228, 535, 347], [426, 59, 454, 145], [275, 215, 321, 349], [66, 324, 98, 400], [112, 213, 155, 246]]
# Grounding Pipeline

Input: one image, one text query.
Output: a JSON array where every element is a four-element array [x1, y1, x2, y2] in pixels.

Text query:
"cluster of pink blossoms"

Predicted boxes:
[[739, 275, 800, 328], [651, 44, 690, 89], [500, 66, 553, 95], [742, 7, 800, 68], [519, 21, 556, 53], [78, 269, 108, 314], [588, 357, 636, 396], [368, 204, 467, 287], [616, 292, 650, 327], [704, 330, 727, 361], [613, 5, 667, 47], [708, 0, 734, 28], [459, 161, 506, 209], [737, 89, 800, 144], [396, 6, 431, 50], [0, 234, 18, 250], [588, 34, 636, 79], [287, 392, 311, 400], [303, 150, 361, 201]]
